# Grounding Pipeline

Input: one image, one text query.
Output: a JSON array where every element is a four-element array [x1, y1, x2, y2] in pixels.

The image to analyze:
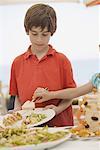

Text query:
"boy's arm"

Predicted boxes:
[[34, 81, 93, 103], [44, 81, 92, 115], [55, 99, 72, 115], [55, 73, 100, 114], [51, 81, 93, 100], [52, 72, 100, 99], [44, 99, 72, 115]]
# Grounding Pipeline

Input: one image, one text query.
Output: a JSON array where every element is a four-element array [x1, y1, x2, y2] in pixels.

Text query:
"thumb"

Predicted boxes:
[[34, 92, 43, 99], [35, 97, 47, 103], [44, 105, 54, 109]]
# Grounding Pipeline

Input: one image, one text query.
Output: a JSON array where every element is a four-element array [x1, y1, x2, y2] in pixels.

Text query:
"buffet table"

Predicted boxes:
[[51, 140, 100, 150], [0, 110, 99, 150]]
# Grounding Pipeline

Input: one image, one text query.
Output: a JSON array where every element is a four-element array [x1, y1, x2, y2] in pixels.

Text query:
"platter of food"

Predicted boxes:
[[0, 108, 55, 128], [70, 90, 100, 140], [70, 126, 100, 140], [0, 126, 71, 150], [0, 112, 23, 128], [20, 108, 56, 128]]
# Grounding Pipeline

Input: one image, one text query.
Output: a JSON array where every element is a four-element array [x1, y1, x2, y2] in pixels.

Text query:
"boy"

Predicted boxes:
[[10, 3, 76, 127]]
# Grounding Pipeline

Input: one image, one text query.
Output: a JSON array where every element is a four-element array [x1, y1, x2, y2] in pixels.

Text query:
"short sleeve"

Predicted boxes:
[[9, 61, 18, 96], [62, 55, 76, 88]]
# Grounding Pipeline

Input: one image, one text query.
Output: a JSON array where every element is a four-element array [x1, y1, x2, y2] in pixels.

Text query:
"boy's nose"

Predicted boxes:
[[36, 36, 43, 42]]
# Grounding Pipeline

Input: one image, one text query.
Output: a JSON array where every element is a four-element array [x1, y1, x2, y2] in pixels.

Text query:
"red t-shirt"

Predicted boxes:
[[9, 45, 76, 127]]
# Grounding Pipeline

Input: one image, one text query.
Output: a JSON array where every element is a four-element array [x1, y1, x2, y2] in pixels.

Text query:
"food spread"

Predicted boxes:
[[71, 90, 100, 138], [0, 111, 47, 128], [0, 126, 69, 147]]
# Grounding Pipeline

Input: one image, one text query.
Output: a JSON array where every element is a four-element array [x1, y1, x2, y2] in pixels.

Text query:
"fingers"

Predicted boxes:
[[32, 87, 49, 102], [33, 87, 48, 99], [35, 98, 45, 103], [35, 87, 48, 93], [43, 105, 55, 110], [34, 92, 50, 103], [44, 105, 57, 115], [32, 95, 42, 102]]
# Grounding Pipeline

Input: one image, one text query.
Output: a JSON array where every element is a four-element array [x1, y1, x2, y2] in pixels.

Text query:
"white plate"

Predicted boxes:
[[0, 108, 55, 128], [0, 113, 23, 128], [6, 127, 71, 150], [71, 135, 100, 140], [22, 108, 56, 127]]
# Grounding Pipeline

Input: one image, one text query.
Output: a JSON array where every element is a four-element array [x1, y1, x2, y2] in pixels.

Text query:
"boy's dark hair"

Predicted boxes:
[[24, 4, 57, 36]]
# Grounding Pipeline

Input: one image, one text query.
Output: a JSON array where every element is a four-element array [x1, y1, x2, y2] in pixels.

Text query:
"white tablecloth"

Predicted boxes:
[[51, 140, 100, 150]]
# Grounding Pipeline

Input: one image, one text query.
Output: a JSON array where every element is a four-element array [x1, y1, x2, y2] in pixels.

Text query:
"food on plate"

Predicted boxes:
[[22, 112, 47, 125], [22, 87, 49, 110], [3, 112, 22, 126], [70, 125, 100, 138], [1, 109, 54, 128], [22, 100, 35, 110], [72, 90, 100, 137], [0, 126, 5, 132], [70, 127, 95, 137], [0, 126, 69, 147]]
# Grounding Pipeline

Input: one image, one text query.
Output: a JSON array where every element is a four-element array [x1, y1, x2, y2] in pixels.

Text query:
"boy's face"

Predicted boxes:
[[29, 26, 51, 52]]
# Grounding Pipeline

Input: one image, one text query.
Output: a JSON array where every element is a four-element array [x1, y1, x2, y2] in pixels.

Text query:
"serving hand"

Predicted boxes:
[[44, 105, 58, 115], [32, 87, 49, 103]]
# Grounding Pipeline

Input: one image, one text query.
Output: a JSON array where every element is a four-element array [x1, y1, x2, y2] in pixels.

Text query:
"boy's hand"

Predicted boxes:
[[44, 105, 59, 115], [33, 87, 51, 102]]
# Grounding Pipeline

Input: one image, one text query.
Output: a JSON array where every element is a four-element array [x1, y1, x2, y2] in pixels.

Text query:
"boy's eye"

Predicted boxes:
[[42, 34, 48, 36], [32, 33, 37, 36]]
